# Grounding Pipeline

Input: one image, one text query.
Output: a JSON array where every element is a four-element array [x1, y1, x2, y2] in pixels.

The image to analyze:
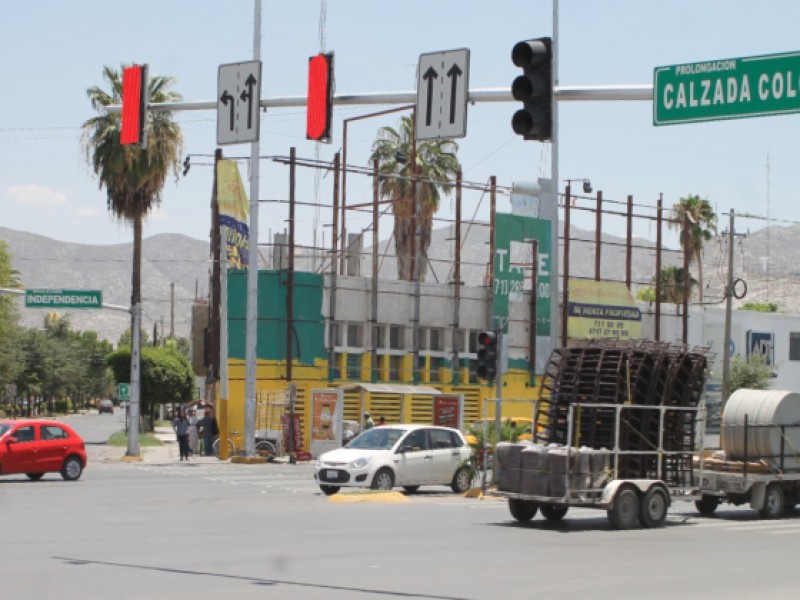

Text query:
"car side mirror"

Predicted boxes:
[[399, 444, 413, 454], [6, 436, 18, 444]]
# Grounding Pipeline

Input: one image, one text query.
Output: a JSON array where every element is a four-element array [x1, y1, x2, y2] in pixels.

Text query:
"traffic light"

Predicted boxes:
[[476, 330, 498, 380], [510, 38, 553, 141], [306, 52, 334, 142], [120, 64, 149, 147]]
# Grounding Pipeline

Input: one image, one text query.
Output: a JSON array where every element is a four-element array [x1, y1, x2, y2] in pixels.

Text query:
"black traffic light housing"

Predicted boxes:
[[476, 330, 498, 381], [511, 38, 553, 141]]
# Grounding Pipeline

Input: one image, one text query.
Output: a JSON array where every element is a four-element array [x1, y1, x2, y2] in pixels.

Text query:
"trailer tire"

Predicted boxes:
[[639, 486, 669, 528], [508, 499, 538, 522], [695, 494, 719, 515], [540, 504, 569, 521], [608, 484, 640, 530], [760, 483, 784, 519]]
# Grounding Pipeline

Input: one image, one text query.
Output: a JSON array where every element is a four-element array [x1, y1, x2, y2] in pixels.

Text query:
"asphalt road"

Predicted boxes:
[[2, 414, 798, 600]]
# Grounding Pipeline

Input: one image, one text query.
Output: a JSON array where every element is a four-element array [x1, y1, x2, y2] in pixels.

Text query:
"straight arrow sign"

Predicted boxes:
[[416, 48, 470, 141]]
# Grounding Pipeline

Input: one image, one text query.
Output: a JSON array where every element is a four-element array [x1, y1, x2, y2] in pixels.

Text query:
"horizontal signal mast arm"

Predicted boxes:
[[104, 84, 653, 113]]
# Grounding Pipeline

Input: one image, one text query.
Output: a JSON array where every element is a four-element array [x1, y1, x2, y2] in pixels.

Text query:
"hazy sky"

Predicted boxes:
[[2, 0, 800, 256]]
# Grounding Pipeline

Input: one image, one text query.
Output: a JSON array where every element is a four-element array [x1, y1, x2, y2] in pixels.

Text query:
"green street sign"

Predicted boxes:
[[25, 288, 102, 309], [654, 50, 800, 126], [117, 383, 130, 401]]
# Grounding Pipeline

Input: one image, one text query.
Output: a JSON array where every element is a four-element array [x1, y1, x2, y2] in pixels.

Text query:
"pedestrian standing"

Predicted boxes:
[[173, 406, 191, 461], [196, 406, 219, 456], [188, 408, 199, 456], [364, 413, 374, 430]]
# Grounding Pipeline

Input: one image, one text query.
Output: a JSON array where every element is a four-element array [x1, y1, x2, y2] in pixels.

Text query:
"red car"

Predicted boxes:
[[0, 419, 87, 481]]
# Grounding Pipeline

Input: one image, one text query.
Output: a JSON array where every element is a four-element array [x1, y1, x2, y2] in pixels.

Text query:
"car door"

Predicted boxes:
[[37, 424, 71, 471], [3, 424, 38, 474], [428, 428, 464, 483], [394, 429, 433, 485]]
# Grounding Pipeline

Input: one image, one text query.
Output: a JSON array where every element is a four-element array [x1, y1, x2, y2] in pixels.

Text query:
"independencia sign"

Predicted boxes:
[[25, 289, 102, 309], [654, 50, 800, 125]]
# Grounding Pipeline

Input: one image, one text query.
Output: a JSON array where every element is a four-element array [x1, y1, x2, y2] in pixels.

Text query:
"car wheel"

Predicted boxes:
[[371, 468, 395, 491], [608, 484, 640, 530], [61, 456, 83, 481], [639, 486, 669, 528], [26, 473, 44, 481], [695, 494, 719, 515], [760, 483, 784, 519], [320, 485, 340, 496], [540, 504, 569, 521], [508, 498, 538, 522], [403, 486, 420, 494], [450, 467, 472, 494]]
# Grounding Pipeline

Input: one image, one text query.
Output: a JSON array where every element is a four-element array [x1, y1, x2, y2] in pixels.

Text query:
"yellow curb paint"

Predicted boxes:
[[329, 492, 409, 503], [231, 456, 268, 464]]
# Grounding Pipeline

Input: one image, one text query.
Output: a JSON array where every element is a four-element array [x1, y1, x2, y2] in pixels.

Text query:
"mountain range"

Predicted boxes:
[[2, 219, 797, 343]]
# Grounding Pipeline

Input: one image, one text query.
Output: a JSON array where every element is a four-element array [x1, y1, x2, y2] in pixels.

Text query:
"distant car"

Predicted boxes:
[[0, 419, 87, 481], [314, 424, 473, 496], [98, 399, 114, 414]]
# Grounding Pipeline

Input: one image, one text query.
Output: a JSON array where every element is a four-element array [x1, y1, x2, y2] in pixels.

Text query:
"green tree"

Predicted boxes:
[[370, 115, 460, 281], [670, 195, 717, 302], [0, 240, 22, 389], [727, 354, 772, 395], [82, 66, 183, 309], [107, 345, 194, 430], [636, 265, 697, 303]]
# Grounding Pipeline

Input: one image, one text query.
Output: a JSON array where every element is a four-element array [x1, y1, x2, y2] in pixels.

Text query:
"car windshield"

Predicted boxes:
[[346, 427, 407, 450], [0, 424, 10, 437]]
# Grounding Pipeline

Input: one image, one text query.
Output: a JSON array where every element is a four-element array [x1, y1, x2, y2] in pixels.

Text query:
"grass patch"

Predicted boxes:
[[108, 432, 164, 447]]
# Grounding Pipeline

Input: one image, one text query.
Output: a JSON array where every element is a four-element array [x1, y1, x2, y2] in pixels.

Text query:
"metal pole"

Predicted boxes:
[[371, 158, 379, 383], [529, 240, 538, 385], [452, 170, 462, 385], [328, 152, 340, 381], [721, 209, 735, 405], [243, 0, 262, 457], [126, 303, 141, 457], [287, 147, 296, 382], [682, 213, 690, 343], [625, 195, 633, 290], [561, 184, 570, 346], [655, 195, 663, 341], [219, 240, 230, 460], [594, 190, 602, 281], [551, 0, 561, 358]]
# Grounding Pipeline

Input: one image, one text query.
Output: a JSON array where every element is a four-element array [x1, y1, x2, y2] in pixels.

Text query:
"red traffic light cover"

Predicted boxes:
[[306, 53, 333, 141], [478, 330, 497, 346], [121, 65, 146, 145]]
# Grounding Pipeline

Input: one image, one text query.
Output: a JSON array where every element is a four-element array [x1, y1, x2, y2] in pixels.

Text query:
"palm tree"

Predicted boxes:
[[82, 65, 183, 309], [370, 115, 460, 281], [670, 195, 717, 301]]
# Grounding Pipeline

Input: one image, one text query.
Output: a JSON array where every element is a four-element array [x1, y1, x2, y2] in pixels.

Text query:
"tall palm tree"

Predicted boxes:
[[82, 65, 183, 308], [370, 115, 460, 281], [656, 265, 697, 303], [670, 195, 717, 301]]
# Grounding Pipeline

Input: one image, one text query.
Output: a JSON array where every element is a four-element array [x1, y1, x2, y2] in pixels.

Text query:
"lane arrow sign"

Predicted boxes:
[[240, 74, 257, 130], [422, 66, 438, 126], [447, 63, 463, 124]]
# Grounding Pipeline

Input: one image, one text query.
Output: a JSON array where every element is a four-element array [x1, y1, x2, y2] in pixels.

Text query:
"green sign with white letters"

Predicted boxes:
[[654, 50, 800, 125]]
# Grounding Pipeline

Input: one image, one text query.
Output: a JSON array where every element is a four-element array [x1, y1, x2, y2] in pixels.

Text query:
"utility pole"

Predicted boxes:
[[170, 282, 175, 338], [721, 209, 736, 406]]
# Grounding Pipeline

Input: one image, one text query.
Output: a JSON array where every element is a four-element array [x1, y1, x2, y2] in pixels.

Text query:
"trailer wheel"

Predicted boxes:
[[760, 483, 784, 519], [695, 494, 719, 515], [508, 499, 538, 522], [608, 484, 640, 530], [540, 504, 569, 522], [639, 486, 669, 528]]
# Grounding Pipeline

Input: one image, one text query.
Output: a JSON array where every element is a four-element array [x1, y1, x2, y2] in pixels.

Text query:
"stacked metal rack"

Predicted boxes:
[[534, 339, 712, 486]]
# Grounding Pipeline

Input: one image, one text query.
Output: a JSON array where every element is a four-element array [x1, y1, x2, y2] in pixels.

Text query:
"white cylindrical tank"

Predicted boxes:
[[721, 389, 800, 469]]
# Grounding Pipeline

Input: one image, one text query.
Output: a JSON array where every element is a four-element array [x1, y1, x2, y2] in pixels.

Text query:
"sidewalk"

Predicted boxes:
[[86, 427, 223, 465]]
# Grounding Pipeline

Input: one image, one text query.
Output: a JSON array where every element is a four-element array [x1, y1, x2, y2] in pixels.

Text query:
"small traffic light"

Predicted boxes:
[[511, 38, 552, 141], [182, 155, 191, 176], [477, 330, 498, 380], [306, 52, 334, 142], [120, 64, 149, 147]]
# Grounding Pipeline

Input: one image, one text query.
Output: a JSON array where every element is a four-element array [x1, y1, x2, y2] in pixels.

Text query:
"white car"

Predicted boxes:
[[314, 424, 473, 496]]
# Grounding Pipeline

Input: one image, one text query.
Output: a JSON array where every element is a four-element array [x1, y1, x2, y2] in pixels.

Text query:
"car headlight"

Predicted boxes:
[[349, 457, 370, 469]]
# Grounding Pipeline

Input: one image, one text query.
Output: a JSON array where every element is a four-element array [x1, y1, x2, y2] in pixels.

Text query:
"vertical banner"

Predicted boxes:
[[216, 159, 250, 269], [433, 394, 464, 430], [310, 388, 343, 458]]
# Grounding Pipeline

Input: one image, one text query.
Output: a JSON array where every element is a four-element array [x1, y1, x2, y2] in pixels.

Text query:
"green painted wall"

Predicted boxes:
[[227, 270, 326, 364]]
